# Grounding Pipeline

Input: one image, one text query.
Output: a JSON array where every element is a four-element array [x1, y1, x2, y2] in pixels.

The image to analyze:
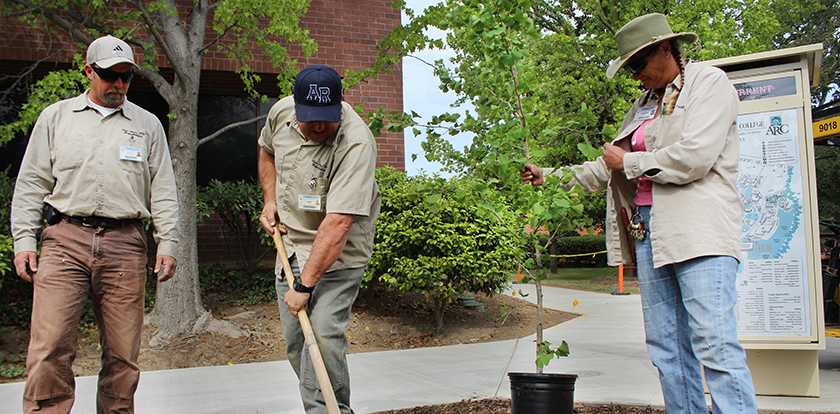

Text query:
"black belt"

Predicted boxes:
[[63, 215, 141, 229]]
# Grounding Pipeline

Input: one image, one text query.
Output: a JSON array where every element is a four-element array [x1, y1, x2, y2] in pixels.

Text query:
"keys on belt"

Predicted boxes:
[[63, 215, 139, 229]]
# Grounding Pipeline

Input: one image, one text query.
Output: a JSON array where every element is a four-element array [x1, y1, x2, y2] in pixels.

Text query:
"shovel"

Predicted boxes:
[[272, 229, 341, 414]]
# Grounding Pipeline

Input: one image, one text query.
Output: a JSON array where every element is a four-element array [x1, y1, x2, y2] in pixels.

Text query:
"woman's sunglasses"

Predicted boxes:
[[625, 46, 660, 75], [91, 64, 135, 83]]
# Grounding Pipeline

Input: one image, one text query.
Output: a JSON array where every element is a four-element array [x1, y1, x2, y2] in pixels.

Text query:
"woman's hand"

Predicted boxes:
[[603, 144, 627, 171]]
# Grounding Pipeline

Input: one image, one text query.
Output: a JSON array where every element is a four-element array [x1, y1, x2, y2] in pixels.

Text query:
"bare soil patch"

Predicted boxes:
[[0, 289, 575, 383]]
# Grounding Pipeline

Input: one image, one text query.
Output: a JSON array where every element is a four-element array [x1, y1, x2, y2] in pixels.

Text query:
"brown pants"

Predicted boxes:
[[23, 219, 148, 414]]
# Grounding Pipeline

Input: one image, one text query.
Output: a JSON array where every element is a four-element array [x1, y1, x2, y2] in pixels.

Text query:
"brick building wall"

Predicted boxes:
[[0, 0, 404, 169], [1, 1, 405, 265]]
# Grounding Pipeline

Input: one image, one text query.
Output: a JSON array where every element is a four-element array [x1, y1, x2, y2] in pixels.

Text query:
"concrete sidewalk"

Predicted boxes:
[[1, 286, 838, 413]]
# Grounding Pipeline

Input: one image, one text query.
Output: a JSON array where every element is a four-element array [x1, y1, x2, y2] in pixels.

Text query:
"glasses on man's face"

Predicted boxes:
[[91, 64, 135, 83], [625, 46, 659, 75]]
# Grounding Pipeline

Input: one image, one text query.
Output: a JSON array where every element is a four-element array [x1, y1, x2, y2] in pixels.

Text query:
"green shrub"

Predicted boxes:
[[0, 168, 14, 291], [199, 264, 276, 306], [197, 179, 271, 271], [551, 235, 607, 267], [366, 167, 524, 331], [0, 234, 13, 289]]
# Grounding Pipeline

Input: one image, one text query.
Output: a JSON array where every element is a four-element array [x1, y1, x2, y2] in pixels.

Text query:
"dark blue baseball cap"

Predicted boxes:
[[293, 64, 343, 122]]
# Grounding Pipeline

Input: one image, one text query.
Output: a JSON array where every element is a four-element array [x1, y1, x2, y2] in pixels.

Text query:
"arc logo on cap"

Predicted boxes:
[[306, 84, 332, 103]]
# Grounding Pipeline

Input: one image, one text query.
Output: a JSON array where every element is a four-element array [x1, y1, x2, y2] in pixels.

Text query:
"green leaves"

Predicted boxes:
[[197, 180, 269, 270], [0, 363, 25, 379], [0, 55, 87, 146], [366, 167, 525, 329], [536, 340, 570, 369], [577, 142, 602, 161], [0, 169, 15, 292]]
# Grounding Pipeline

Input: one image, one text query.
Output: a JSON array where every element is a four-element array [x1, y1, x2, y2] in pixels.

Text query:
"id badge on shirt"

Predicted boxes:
[[120, 145, 144, 162], [298, 194, 323, 212], [633, 105, 657, 123]]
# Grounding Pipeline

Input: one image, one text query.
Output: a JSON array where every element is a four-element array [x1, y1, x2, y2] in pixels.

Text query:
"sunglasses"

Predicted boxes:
[[625, 46, 660, 75], [91, 64, 135, 83]]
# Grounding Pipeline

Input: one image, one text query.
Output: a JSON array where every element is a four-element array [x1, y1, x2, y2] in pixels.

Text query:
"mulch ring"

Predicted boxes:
[[372, 398, 829, 414], [372, 399, 665, 414]]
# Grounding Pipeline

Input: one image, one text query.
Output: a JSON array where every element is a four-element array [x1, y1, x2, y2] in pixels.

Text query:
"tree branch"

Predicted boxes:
[[129, 0, 179, 68], [199, 22, 238, 55], [1, 6, 36, 18], [595, 0, 615, 35], [0, 45, 54, 105], [8, 0, 176, 102], [198, 114, 267, 147], [189, 0, 210, 55], [11, 0, 95, 45], [406, 54, 438, 69], [137, 66, 175, 102], [507, 37, 533, 160]]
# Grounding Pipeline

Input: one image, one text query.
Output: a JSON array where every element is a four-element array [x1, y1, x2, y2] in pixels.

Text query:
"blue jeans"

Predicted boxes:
[[635, 207, 757, 413]]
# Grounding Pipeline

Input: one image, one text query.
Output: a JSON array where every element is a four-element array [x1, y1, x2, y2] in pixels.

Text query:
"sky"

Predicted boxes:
[[401, 0, 474, 176]]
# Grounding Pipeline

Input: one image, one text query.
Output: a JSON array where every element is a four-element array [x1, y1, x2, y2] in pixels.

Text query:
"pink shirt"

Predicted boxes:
[[631, 119, 654, 206]]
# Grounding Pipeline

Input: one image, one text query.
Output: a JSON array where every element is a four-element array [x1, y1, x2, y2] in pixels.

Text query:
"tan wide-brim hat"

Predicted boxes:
[[606, 13, 697, 79]]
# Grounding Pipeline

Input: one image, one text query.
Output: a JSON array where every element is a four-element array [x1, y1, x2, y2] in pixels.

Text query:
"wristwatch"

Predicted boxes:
[[293, 278, 315, 294]]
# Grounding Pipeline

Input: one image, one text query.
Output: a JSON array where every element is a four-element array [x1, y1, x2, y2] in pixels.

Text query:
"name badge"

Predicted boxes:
[[120, 145, 144, 162], [633, 105, 657, 122], [298, 194, 323, 212]]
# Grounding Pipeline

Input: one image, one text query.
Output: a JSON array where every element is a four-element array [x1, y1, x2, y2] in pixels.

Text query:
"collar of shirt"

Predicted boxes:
[[641, 71, 683, 110], [71, 92, 135, 120], [290, 119, 340, 146]]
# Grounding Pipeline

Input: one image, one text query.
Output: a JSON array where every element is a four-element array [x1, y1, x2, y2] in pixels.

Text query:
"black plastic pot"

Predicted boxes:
[[509, 372, 577, 414]]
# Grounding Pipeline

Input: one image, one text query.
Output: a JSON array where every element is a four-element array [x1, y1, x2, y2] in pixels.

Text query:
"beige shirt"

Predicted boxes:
[[258, 96, 380, 271], [554, 62, 742, 268], [11, 93, 179, 256]]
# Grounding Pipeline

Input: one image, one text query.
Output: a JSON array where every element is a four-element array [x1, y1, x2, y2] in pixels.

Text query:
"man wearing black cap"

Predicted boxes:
[[257, 64, 380, 413]]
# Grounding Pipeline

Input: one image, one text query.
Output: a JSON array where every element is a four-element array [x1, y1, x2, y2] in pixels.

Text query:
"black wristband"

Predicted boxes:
[[293, 278, 315, 294]]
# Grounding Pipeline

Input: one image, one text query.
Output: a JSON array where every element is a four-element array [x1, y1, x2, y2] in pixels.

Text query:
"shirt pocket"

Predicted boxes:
[[655, 109, 687, 148], [117, 141, 149, 197], [53, 131, 88, 171]]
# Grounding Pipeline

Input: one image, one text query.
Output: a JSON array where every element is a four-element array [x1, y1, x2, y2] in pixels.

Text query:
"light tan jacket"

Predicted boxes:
[[258, 96, 380, 272], [556, 62, 742, 268], [11, 93, 179, 256]]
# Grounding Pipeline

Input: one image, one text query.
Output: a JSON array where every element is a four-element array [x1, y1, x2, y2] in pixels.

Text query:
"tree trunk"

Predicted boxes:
[[534, 245, 545, 374], [432, 297, 446, 334], [146, 88, 209, 345], [145, 77, 245, 345]]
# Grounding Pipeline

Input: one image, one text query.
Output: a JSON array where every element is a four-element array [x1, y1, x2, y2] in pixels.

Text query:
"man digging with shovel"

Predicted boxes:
[[257, 64, 380, 414]]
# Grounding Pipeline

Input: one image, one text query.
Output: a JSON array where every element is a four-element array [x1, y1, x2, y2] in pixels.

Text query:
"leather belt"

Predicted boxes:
[[63, 215, 141, 229]]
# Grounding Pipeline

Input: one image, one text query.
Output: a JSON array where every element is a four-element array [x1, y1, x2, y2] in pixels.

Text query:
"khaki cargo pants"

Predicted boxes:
[[276, 256, 364, 414], [23, 219, 147, 414]]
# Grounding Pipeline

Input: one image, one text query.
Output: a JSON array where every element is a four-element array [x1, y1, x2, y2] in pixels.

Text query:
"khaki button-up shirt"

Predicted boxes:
[[553, 62, 742, 268], [11, 93, 179, 256], [258, 96, 380, 271]]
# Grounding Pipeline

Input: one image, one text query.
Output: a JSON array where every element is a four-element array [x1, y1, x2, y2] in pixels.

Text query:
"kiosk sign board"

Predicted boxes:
[[734, 76, 798, 101], [736, 108, 811, 338], [706, 43, 824, 397]]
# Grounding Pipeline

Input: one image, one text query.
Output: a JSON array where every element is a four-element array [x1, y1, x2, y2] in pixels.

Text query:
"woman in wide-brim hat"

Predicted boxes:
[[523, 13, 757, 413]]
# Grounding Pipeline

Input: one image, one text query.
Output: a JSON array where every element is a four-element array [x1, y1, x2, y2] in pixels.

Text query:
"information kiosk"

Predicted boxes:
[[705, 44, 824, 397]]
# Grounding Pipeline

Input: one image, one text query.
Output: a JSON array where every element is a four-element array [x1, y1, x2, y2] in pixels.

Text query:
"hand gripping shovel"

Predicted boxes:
[[272, 229, 341, 414]]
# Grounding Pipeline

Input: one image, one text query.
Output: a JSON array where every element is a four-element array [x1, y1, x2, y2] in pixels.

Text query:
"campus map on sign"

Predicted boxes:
[[735, 108, 812, 338]]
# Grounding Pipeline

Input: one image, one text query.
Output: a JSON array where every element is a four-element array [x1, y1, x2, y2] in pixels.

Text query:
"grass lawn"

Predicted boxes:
[[534, 266, 640, 295]]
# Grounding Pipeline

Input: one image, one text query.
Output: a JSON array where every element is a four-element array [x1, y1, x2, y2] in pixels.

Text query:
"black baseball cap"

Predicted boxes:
[[293, 64, 343, 122]]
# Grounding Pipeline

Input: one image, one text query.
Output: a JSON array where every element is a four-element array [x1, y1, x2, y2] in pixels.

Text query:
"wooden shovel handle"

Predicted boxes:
[[272, 229, 341, 414]]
